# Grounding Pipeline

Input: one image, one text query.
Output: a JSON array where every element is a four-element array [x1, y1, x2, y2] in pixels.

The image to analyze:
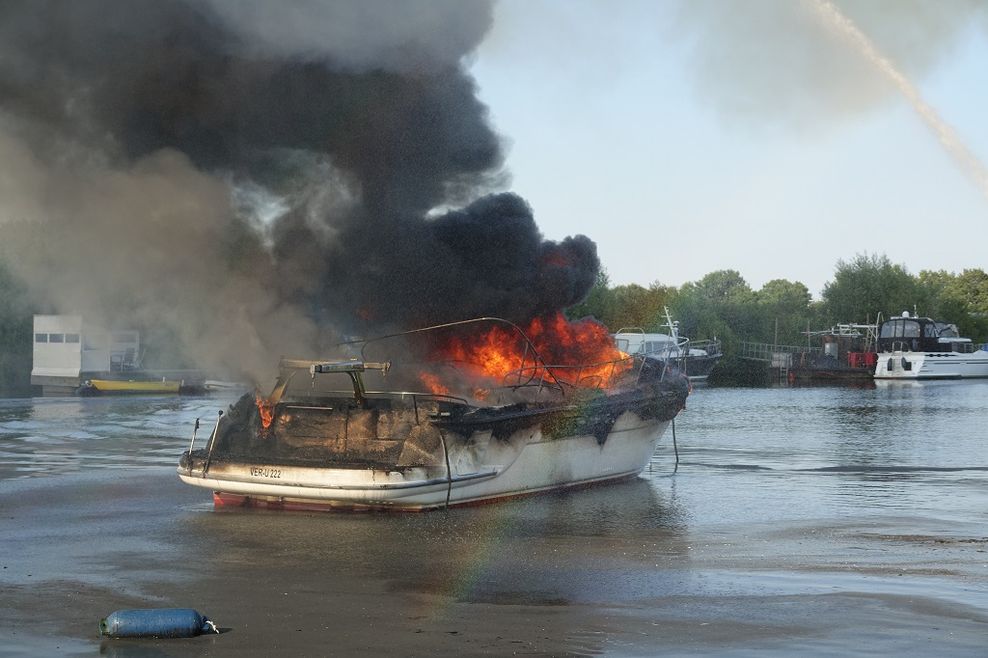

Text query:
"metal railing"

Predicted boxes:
[[739, 341, 822, 363]]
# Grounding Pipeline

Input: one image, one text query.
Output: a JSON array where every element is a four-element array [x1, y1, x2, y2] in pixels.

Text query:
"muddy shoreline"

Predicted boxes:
[[2, 467, 987, 657]]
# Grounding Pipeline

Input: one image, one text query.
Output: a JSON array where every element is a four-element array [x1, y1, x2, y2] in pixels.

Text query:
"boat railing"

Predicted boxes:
[[685, 337, 721, 356], [504, 352, 641, 391], [739, 341, 823, 363], [279, 390, 470, 407], [345, 317, 568, 394], [272, 317, 684, 404], [344, 316, 687, 394], [184, 387, 472, 467]]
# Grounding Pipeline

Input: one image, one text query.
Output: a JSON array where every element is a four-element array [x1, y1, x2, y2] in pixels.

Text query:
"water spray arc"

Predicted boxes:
[[808, 0, 988, 201]]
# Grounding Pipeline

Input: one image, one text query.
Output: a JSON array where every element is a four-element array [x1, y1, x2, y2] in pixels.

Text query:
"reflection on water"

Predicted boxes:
[[0, 395, 232, 478], [668, 380, 988, 527], [179, 476, 693, 607]]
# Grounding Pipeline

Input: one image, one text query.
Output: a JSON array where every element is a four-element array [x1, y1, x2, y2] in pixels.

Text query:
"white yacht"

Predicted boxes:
[[873, 312, 988, 380]]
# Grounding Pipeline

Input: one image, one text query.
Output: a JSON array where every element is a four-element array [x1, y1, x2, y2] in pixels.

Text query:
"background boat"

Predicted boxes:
[[79, 378, 185, 395]]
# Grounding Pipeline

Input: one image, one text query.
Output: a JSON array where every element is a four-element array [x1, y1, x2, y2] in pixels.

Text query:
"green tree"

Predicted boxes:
[[567, 271, 677, 332], [758, 279, 811, 308], [606, 282, 676, 331], [689, 269, 753, 303], [950, 269, 988, 314], [754, 278, 814, 346], [671, 270, 755, 350], [822, 253, 919, 323], [917, 268, 988, 342], [566, 268, 615, 323]]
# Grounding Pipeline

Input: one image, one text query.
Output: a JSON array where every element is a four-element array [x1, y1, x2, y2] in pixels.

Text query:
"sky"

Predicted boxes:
[[468, 0, 988, 299]]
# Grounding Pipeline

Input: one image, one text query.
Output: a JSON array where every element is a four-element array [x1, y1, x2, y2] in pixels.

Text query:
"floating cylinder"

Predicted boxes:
[[99, 608, 218, 638]]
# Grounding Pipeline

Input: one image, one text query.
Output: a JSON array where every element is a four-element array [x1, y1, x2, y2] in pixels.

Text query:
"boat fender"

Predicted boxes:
[[99, 608, 219, 638], [887, 358, 894, 371]]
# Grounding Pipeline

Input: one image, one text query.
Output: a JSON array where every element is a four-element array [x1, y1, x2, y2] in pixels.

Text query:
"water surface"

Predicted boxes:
[[1, 383, 986, 656]]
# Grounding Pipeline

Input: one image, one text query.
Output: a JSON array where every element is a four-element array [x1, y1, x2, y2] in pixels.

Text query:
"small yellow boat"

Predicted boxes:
[[84, 379, 183, 394]]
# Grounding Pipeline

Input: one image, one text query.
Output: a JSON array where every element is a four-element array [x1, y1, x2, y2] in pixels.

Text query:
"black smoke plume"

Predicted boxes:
[[0, 0, 600, 381]]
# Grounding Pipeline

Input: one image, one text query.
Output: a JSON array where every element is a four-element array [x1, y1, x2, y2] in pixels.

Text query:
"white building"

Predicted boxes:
[[31, 315, 141, 394]]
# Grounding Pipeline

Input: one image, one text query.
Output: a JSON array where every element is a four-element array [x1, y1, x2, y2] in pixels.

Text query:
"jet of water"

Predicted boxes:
[[809, 0, 988, 201]]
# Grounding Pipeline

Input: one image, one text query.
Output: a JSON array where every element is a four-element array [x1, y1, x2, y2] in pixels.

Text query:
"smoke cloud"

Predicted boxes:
[[0, 0, 600, 383]]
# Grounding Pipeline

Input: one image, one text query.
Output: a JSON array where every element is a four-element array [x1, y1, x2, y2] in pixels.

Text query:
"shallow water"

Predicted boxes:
[[3, 384, 985, 527], [1, 383, 987, 656], [672, 382, 988, 527]]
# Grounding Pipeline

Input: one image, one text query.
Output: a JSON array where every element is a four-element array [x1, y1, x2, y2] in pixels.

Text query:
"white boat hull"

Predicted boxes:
[[873, 350, 988, 379], [178, 411, 671, 511]]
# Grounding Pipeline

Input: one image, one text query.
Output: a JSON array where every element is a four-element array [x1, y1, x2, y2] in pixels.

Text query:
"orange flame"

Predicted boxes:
[[255, 393, 275, 429], [421, 312, 631, 392], [418, 372, 450, 396]]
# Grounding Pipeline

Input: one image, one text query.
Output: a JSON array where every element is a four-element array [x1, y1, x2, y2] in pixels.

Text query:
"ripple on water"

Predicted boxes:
[[0, 395, 229, 478]]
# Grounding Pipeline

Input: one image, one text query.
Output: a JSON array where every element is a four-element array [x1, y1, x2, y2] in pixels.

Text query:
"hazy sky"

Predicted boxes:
[[470, 0, 988, 299]]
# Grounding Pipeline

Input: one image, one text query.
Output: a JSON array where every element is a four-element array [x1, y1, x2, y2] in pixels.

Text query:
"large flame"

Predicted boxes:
[[419, 312, 631, 394]]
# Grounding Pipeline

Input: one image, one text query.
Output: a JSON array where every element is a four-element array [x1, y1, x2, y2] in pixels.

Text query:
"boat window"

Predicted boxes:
[[923, 323, 937, 338], [615, 339, 629, 352], [35, 333, 48, 343], [65, 333, 80, 343], [644, 340, 676, 355], [880, 320, 917, 338], [936, 323, 959, 338], [48, 333, 65, 343]]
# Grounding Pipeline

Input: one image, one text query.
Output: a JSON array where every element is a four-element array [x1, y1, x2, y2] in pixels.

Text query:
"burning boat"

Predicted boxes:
[[178, 315, 689, 511]]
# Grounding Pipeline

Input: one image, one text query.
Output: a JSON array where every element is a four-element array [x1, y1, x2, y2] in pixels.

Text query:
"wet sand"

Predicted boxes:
[[2, 468, 987, 657]]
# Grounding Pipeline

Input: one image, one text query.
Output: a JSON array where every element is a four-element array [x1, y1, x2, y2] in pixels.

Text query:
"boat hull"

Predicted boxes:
[[681, 354, 721, 383], [85, 378, 183, 394], [178, 411, 673, 511], [873, 351, 988, 379]]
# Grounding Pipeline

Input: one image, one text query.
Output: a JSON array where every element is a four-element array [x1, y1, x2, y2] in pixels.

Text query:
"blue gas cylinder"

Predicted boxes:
[[99, 608, 218, 638]]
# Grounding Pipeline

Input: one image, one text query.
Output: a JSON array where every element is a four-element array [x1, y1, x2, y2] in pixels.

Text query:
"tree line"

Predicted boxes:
[[567, 253, 988, 383], [2, 253, 986, 395]]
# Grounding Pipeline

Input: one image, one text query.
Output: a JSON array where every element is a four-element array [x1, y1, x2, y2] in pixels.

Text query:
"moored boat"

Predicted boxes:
[[178, 317, 690, 511], [786, 323, 878, 384], [613, 307, 722, 382], [203, 380, 250, 395], [78, 378, 183, 395], [873, 312, 988, 380]]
